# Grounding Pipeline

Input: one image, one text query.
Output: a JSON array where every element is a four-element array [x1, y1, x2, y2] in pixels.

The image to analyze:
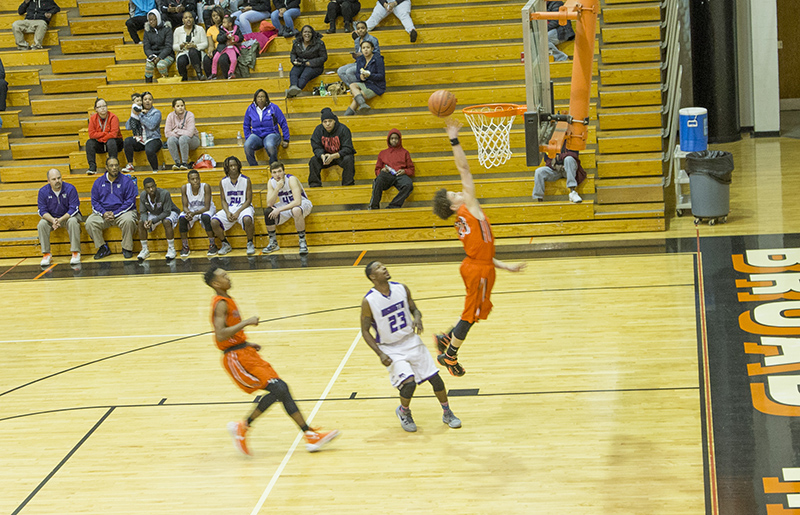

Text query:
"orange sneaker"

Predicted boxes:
[[304, 427, 340, 452], [227, 420, 252, 456]]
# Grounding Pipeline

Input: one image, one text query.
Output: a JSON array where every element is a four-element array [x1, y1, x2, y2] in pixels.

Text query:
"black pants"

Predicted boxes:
[[86, 138, 124, 171], [0, 78, 8, 111], [177, 49, 203, 80], [204, 52, 231, 78], [308, 154, 355, 187], [326, 0, 360, 28], [126, 15, 147, 44], [290, 65, 323, 90], [370, 171, 413, 209], [123, 137, 162, 171]]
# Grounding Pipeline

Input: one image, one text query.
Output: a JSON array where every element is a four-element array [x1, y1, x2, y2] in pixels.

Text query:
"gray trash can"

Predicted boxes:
[[686, 150, 734, 225]]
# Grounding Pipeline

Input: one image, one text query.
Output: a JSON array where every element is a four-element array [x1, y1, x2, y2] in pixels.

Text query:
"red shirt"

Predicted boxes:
[[88, 112, 121, 143], [211, 295, 247, 351], [455, 204, 495, 264]]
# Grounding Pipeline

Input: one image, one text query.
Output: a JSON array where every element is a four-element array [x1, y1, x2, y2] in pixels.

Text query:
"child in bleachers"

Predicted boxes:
[[210, 15, 242, 80], [128, 93, 145, 144]]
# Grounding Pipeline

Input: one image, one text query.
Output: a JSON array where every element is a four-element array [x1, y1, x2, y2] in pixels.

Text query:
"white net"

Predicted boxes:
[[463, 104, 521, 169]]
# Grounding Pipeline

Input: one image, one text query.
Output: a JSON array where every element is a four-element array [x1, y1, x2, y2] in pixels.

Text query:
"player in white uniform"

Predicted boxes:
[[178, 170, 217, 257], [263, 161, 312, 256], [361, 261, 462, 432], [210, 156, 256, 256]]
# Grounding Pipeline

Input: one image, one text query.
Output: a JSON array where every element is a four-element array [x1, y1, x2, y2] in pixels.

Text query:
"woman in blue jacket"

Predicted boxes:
[[344, 39, 384, 115], [243, 88, 290, 166]]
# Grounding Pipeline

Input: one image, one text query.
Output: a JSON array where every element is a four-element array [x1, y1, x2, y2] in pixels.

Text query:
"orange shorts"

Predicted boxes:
[[221, 346, 280, 394], [460, 260, 496, 323]]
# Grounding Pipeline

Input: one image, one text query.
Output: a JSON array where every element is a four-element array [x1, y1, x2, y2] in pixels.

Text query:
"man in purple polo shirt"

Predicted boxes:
[[37, 168, 82, 267], [84, 157, 139, 260]]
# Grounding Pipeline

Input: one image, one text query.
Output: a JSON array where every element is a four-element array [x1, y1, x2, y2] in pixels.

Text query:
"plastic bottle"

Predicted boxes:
[[237, 131, 242, 147], [278, 63, 284, 78]]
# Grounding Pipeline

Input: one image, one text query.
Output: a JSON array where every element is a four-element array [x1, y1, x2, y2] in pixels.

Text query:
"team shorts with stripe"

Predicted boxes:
[[179, 208, 216, 229], [380, 333, 440, 388], [143, 211, 179, 232], [274, 198, 313, 226], [460, 259, 496, 323], [221, 346, 280, 394], [212, 206, 255, 232]]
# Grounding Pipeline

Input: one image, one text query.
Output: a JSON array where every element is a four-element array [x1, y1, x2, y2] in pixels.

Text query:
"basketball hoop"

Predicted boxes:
[[462, 104, 526, 169]]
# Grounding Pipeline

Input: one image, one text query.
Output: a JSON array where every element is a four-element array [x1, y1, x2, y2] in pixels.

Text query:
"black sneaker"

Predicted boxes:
[[437, 353, 466, 377], [93, 244, 111, 260], [122, 248, 134, 259], [434, 332, 451, 354], [410, 29, 418, 43]]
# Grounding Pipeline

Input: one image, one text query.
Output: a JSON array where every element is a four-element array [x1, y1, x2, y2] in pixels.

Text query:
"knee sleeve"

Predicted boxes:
[[427, 373, 445, 392], [263, 206, 275, 225], [200, 213, 212, 232], [178, 216, 188, 233], [399, 380, 416, 399], [453, 319, 474, 341], [267, 379, 299, 415]]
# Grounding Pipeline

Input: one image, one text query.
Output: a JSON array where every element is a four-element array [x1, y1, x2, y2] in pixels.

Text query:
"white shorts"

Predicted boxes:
[[274, 198, 313, 226], [179, 208, 216, 229], [212, 206, 255, 231], [144, 211, 179, 232], [380, 333, 440, 388]]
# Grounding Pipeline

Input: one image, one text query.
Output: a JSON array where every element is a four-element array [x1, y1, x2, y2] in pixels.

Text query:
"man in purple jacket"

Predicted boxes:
[[84, 157, 139, 260], [37, 168, 82, 267]]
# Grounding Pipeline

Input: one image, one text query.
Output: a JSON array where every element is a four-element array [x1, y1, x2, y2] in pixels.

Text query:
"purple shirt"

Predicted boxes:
[[38, 182, 80, 218], [91, 172, 137, 217]]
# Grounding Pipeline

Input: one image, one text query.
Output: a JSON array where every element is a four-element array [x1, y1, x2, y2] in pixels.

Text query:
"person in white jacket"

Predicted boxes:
[[172, 11, 208, 81]]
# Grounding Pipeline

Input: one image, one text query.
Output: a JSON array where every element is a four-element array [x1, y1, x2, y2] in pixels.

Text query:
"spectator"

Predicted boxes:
[[308, 107, 355, 187], [85, 157, 139, 260], [86, 98, 124, 176], [532, 144, 586, 203], [325, 0, 359, 34], [369, 129, 413, 209], [209, 14, 242, 79], [343, 39, 384, 115], [126, 0, 156, 45], [143, 9, 175, 83], [122, 91, 163, 172], [286, 25, 327, 98], [0, 58, 7, 111], [158, 0, 196, 29], [137, 177, 181, 260], [127, 92, 144, 144], [365, 0, 416, 43], [37, 168, 82, 267], [173, 11, 207, 81], [210, 156, 256, 256], [202, 6, 225, 76], [270, 0, 298, 37], [13, 0, 59, 50], [200, 0, 227, 28], [243, 89, 289, 167], [263, 161, 311, 255], [178, 169, 217, 257], [337, 21, 378, 87], [231, 0, 270, 35], [165, 98, 200, 169], [547, 1, 574, 62]]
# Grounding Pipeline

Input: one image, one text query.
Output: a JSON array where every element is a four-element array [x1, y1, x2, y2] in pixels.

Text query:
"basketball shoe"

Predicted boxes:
[[437, 353, 466, 377], [304, 427, 340, 452], [433, 331, 452, 354], [227, 420, 252, 456]]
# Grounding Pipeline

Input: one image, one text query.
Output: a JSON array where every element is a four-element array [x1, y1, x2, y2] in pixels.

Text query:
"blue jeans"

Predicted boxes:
[[271, 8, 300, 33], [233, 9, 269, 34], [548, 28, 569, 62], [244, 133, 281, 165]]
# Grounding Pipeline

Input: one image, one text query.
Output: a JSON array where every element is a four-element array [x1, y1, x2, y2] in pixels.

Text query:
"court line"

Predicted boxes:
[[353, 250, 367, 267], [250, 330, 362, 515], [32, 263, 57, 280], [0, 257, 27, 279], [12, 407, 115, 515]]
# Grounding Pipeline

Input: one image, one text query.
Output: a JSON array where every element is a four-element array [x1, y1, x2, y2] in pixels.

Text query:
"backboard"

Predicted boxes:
[[521, 0, 553, 166]]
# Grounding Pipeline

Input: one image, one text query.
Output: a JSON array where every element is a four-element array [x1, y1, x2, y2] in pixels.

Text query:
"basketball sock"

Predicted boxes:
[[298, 230, 306, 240], [445, 344, 459, 357], [140, 240, 148, 249], [300, 423, 310, 432], [208, 236, 215, 245], [167, 238, 174, 249], [247, 239, 253, 244], [440, 402, 449, 410], [399, 405, 410, 414], [71, 252, 79, 258], [268, 229, 277, 242]]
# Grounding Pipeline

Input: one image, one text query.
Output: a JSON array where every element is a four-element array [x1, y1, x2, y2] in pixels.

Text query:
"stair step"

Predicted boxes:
[[599, 62, 661, 85]]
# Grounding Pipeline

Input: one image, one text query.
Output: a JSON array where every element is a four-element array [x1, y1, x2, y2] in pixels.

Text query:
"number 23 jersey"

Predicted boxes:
[[365, 282, 413, 345]]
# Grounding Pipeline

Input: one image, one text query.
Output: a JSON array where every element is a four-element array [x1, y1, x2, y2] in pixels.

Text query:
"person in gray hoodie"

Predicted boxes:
[[137, 177, 181, 260]]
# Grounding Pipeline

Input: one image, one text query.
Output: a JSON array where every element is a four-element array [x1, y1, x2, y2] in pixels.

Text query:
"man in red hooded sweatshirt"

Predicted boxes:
[[369, 128, 414, 209]]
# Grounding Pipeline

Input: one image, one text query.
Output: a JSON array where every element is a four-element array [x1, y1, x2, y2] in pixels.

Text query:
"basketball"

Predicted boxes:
[[428, 90, 457, 117]]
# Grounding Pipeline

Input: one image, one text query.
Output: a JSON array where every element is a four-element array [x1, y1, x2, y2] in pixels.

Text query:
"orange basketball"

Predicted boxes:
[[428, 90, 457, 117]]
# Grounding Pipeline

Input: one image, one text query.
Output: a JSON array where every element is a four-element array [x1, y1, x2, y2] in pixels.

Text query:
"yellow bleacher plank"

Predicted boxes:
[[0, 11, 67, 29], [0, 48, 49, 66], [10, 137, 79, 160], [78, 0, 128, 16], [600, 42, 661, 64], [5, 68, 38, 86], [598, 106, 662, 131], [0, 132, 8, 151], [602, 4, 661, 24], [22, 115, 88, 137], [30, 94, 95, 116], [599, 84, 662, 108], [0, 30, 58, 49], [599, 63, 661, 86], [596, 152, 664, 178], [7, 88, 29, 107], [59, 34, 124, 54], [601, 22, 661, 44], [39, 73, 107, 94], [51, 54, 116, 74], [0, 110, 20, 128], [597, 128, 663, 154]]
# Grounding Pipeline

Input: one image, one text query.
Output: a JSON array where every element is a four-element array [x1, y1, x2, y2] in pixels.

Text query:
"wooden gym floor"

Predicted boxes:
[[1, 133, 798, 514]]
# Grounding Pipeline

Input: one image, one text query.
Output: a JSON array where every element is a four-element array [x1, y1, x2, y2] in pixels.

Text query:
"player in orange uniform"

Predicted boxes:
[[205, 266, 339, 455], [431, 120, 526, 376]]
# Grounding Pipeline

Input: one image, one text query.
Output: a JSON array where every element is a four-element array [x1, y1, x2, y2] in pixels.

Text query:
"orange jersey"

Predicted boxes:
[[454, 204, 495, 263], [211, 295, 247, 351]]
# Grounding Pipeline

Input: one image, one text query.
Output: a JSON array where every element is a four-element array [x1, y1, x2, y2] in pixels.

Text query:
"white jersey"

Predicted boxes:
[[184, 182, 216, 216], [220, 174, 249, 211], [269, 173, 308, 207], [364, 282, 414, 345]]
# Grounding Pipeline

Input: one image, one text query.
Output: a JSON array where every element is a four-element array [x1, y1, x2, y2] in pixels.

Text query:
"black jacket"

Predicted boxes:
[[290, 29, 327, 69], [143, 17, 175, 60], [17, 0, 60, 23], [546, 1, 575, 42], [215, 24, 243, 53], [158, 0, 197, 17], [273, 0, 299, 10], [310, 113, 355, 158], [238, 0, 270, 12]]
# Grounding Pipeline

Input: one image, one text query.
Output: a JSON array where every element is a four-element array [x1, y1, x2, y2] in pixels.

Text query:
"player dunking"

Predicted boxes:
[[205, 266, 339, 455], [431, 120, 526, 376]]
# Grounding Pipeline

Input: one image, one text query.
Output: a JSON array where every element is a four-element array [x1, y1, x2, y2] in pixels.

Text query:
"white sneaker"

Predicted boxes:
[[137, 247, 150, 260], [246, 241, 255, 255], [165, 247, 176, 260], [40, 254, 52, 267], [69, 253, 81, 265], [568, 190, 583, 203], [122, 163, 135, 173], [218, 241, 232, 255]]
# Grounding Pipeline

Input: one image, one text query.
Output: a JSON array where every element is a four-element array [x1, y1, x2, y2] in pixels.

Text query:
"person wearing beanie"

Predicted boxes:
[[369, 128, 414, 209], [307, 108, 356, 187]]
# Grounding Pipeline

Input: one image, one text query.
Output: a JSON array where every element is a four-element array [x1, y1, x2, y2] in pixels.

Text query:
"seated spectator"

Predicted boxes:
[[173, 11, 207, 81], [202, 7, 224, 76], [0, 58, 7, 111], [126, 0, 156, 45], [37, 168, 82, 267], [143, 9, 175, 83], [178, 169, 217, 257], [122, 91, 163, 172], [231, 0, 271, 35], [137, 177, 181, 260], [547, 1, 574, 62], [270, 0, 299, 37], [263, 161, 311, 255], [369, 129, 413, 209], [344, 40, 384, 115], [210, 14, 242, 79], [200, 0, 228, 28], [532, 145, 586, 203], [165, 98, 200, 169], [86, 98, 124, 175], [158, 0, 196, 29], [210, 156, 256, 256], [337, 21, 378, 87], [325, 0, 359, 34], [13, 0, 59, 50], [308, 107, 356, 187], [243, 89, 289, 167], [85, 157, 139, 260], [286, 25, 327, 98], [365, 0, 416, 43]]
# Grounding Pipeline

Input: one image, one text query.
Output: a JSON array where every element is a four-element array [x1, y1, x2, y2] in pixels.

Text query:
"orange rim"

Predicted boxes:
[[462, 103, 527, 118]]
